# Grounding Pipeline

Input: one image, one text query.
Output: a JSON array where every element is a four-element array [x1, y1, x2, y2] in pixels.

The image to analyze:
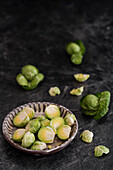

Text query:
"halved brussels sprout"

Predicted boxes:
[[38, 126, 55, 143], [31, 141, 47, 150], [36, 115, 46, 121], [57, 125, 71, 140], [41, 119, 50, 127], [64, 114, 76, 126], [13, 129, 25, 142], [21, 132, 35, 148], [25, 119, 40, 133], [74, 73, 90, 82], [70, 86, 84, 96], [13, 110, 30, 127], [45, 105, 60, 119], [23, 107, 35, 119], [49, 87, 61, 96], [50, 117, 64, 130], [80, 130, 94, 143]]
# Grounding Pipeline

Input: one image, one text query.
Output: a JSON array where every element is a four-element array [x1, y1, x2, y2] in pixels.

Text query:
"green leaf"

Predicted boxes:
[[75, 40, 86, 55], [94, 91, 111, 120], [81, 109, 97, 116], [94, 145, 109, 157]]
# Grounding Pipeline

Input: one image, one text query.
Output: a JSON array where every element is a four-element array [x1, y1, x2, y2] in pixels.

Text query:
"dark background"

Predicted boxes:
[[0, 0, 113, 169]]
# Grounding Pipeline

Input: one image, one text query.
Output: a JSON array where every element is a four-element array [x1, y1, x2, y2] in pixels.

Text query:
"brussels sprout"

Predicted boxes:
[[13, 110, 30, 127], [74, 73, 90, 82], [16, 65, 44, 90], [23, 107, 35, 119], [38, 126, 55, 143], [36, 115, 46, 121], [66, 42, 81, 55], [80, 130, 94, 143], [25, 119, 40, 133], [50, 117, 64, 130], [80, 91, 111, 120], [41, 119, 50, 127], [70, 86, 84, 96], [45, 105, 60, 119], [49, 87, 61, 96], [57, 125, 71, 140], [71, 53, 83, 65], [64, 114, 76, 126], [31, 141, 47, 150], [21, 132, 35, 148], [94, 145, 109, 157], [13, 129, 25, 142]]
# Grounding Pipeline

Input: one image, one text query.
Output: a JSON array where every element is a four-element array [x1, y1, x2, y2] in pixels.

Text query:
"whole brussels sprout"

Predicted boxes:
[[31, 141, 47, 150], [36, 115, 46, 121], [74, 73, 90, 82], [49, 87, 61, 96], [64, 114, 76, 126], [38, 126, 55, 143], [45, 105, 60, 119], [13, 129, 25, 142], [71, 53, 83, 65], [13, 110, 30, 127], [41, 119, 50, 127], [25, 119, 40, 133], [50, 117, 64, 130], [66, 42, 81, 55], [57, 125, 71, 140], [80, 130, 94, 143], [23, 107, 35, 119], [21, 132, 35, 148]]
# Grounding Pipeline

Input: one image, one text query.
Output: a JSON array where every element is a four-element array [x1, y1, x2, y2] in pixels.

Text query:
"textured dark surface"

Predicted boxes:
[[0, 0, 113, 170]]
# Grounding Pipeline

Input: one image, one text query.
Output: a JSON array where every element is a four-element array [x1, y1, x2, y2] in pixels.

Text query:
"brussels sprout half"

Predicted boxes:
[[13, 129, 25, 142], [45, 105, 60, 119], [50, 117, 64, 130], [21, 132, 35, 148], [57, 125, 71, 140], [31, 141, 47, 150]]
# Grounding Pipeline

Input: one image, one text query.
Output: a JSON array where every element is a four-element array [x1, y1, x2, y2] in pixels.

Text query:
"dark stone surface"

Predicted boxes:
[[0, 0, 113, 169]]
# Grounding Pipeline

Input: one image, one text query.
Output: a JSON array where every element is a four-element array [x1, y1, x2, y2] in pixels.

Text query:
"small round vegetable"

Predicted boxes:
[[57, 125, 71, 140], [21, 65, 39, 81], [83, 95, 99, 111], [23, 107, 35, 119], [50, 117, 64, 130], [31, 141, 47, 150], [13, 110, 30, 127], [21, 132, 35, 148], [49, 87, 61, 96], [38, 126, 55, 143], [13, 129, 25, 142], [74, 73, 90, 82], [80, 130, 94, 143], [71, 53, 83, 65], [41, 119, 50, 127], [25, 119, 40, 133], [64, 114, 76, 126], [45, 105, 60, 119], [36, 115, 46, 121], [66, 42, 81, 55]]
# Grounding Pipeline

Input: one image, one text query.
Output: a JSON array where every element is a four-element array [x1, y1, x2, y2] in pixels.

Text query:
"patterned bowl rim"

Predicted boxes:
[[2, 102, 78, 155]]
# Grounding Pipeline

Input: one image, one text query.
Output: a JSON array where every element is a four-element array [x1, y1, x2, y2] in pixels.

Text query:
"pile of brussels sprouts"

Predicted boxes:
[[13, 105, 76, 150]]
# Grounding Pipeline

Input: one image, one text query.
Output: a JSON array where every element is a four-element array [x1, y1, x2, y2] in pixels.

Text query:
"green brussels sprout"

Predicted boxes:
[[25, 119, 40, 133], [31, 141, 47, 150], [66, 42, 81, 55], [23, 107, 35, 119], [64, 114, 76, 126], [16, 65, 44, 90], [70, 86, 84, 96], [94, 145, 109, 157], [45, 105, 60, 119], [71, 53, 83, 65], [80, 91, 111, 120], [41, 119, 50, 127], [13, 129, 25, 142], [49, 87, 61, 96], [21, 132, 35, 148], [74, 73, 90, 82], [38, 126, 55, 143], [57, 125, 71, 140], [36, 115, 46, 121], [80, 130, 94, 143], [13, 110, 30, 127], [50, 117, 64, 130]]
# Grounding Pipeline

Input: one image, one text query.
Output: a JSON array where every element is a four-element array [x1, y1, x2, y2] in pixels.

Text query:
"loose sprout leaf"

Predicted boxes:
[[75, 40, 86, 55], [16, 74, 28, 86], [49, 87, 61, 96], [74, 73, 90, 82], [94, 145, 110, 157], [70, 86, 84, 96], [94, 91, 111, 120], [81, 109, 97, 116], [80, 130, 94, 143]]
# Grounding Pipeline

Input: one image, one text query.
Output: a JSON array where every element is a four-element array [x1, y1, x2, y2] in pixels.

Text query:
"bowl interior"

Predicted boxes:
[[2, 102, 78, 155]]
